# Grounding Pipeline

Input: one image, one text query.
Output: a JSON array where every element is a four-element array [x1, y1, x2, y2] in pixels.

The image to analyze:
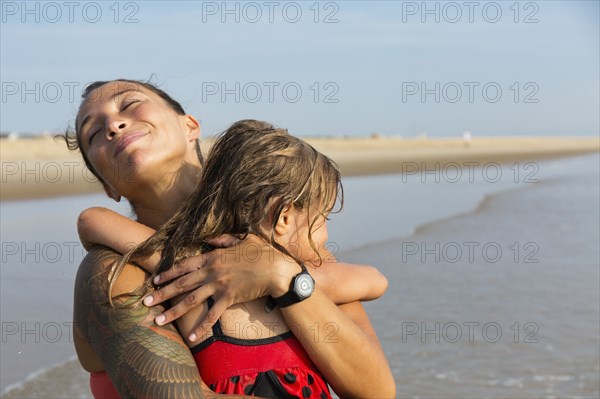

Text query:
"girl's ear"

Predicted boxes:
[[274, 205, 293, 237]]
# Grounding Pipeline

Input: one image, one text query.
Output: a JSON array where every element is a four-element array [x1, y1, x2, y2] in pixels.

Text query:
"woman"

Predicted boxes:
[[69, 79, 395, 398]]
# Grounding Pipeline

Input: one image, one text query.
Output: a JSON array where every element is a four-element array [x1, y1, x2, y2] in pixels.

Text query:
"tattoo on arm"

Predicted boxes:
[[74, 247, 206, 399]]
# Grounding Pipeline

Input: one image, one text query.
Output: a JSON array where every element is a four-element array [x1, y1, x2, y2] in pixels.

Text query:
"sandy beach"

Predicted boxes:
[[1, 135, 598, 201]]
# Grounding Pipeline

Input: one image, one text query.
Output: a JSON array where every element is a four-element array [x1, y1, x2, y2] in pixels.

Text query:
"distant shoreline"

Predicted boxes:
[[1, 136, 598, 201]]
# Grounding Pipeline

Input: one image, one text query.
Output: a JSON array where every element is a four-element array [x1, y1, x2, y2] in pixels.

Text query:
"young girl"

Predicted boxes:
[[78, 120, 391, 398]]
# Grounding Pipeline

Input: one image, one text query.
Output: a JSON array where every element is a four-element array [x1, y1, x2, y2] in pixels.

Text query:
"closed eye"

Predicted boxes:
[[121, 99, 140, 111], [88, 128, 101, 144]]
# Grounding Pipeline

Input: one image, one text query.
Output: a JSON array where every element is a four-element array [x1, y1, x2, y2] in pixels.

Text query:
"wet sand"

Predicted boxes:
[[1, 135, 598, 201]]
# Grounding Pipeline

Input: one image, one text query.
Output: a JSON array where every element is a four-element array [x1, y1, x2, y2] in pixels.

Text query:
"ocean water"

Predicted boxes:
[[1, 194, 131, 396], [347, 154, 600, 398], [1, 153, 598, 398]]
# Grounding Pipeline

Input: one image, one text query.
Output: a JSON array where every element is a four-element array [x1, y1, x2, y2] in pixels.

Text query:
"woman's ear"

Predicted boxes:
[[102, 182, 121, 203], [274, 205, 293, 237], [185, 115, 201, 141]]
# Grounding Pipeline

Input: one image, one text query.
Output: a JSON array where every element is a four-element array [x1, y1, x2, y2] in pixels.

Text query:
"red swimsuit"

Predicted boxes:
[[89, 299, 331, 399], [90, 371, 119, 398], [191, 298, 331, 398]]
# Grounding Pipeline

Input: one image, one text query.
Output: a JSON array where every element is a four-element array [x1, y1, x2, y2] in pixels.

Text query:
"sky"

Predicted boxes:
[[1, 0, 599, 138]]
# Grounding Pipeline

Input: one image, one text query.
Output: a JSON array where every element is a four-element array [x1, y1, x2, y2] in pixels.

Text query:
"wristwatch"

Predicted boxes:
[[271, 263, 315, 308]]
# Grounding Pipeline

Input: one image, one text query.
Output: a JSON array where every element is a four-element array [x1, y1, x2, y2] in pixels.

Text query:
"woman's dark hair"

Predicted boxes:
[[109, 120, 343, 303], [59, 79, 202, 183]]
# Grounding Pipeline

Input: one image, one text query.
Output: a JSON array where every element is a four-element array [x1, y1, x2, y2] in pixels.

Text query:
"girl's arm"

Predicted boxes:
[[314, 248, 389, 303], [79, 209, 388, 304], [150, 245, 396, 399], [144, 238, 389, 336], [274, 280, 396, 398], [77, 207, 160, 273], [148, 237, 388, 310]]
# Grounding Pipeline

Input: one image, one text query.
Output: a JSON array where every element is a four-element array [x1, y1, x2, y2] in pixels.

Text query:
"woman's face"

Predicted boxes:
[[76, 81, 200, 199]]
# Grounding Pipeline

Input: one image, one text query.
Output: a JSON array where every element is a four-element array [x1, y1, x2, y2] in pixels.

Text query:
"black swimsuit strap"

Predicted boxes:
[[206, 297, 224, 336], [190, 298, 294, 354]]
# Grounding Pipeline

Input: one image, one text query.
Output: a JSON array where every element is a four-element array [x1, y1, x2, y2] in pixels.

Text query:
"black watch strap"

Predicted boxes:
[[273, 287, 303, 308], [268, 263, 313, 309]]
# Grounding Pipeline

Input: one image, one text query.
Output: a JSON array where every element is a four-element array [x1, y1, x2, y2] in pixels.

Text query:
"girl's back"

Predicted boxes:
[[179, 296, 332, 398]]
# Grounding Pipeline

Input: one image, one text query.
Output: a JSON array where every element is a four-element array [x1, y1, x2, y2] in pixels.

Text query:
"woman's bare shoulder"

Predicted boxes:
[[74, 245, 148, 301], [73, 245, 149, 371]]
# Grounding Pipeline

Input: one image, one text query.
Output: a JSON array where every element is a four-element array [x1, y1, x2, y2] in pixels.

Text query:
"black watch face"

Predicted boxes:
[[294, 273, 315, 299]]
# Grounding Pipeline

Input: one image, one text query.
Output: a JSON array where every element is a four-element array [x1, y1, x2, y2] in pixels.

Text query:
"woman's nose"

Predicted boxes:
[[105, 119, 128, 140]]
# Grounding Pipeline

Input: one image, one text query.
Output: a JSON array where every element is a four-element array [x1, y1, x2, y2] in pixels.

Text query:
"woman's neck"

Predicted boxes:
[[130, 162, 200, 230]]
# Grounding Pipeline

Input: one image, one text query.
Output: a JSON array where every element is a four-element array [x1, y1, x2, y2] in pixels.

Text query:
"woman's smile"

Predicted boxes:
[[113, 130, 149, 157]]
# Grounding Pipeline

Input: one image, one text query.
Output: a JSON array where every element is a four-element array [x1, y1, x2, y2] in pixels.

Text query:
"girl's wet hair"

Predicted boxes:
[[110, 120, 343, 303], [60, 79, 202, 183]]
